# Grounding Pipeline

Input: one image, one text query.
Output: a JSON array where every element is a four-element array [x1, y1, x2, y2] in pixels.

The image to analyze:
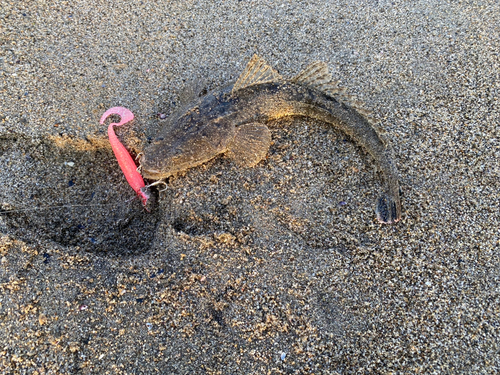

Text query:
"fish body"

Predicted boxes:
[[140, 55, 401, 223]]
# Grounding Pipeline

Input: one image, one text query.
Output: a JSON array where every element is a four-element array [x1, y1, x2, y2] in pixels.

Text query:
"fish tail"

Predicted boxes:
[[375, 193, 401, 224]]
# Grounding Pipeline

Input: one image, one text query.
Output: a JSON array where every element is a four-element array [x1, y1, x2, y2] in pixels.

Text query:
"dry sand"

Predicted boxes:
[[1, 0, 499, 373]]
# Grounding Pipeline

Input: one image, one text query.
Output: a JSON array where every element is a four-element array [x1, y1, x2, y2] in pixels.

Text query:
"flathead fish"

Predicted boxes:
[[140, 55, 401, 224]]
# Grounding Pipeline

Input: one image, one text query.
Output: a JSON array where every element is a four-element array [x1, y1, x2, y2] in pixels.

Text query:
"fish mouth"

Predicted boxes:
[[138, 155, 167, 180], [140, 167, 168, 180]]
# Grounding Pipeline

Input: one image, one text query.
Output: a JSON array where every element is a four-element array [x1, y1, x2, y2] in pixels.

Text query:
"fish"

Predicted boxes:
[[139, 55, 401, 224]]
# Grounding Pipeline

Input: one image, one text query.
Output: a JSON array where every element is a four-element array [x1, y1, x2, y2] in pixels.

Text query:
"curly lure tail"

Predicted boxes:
[[100, 107, 150, 209]]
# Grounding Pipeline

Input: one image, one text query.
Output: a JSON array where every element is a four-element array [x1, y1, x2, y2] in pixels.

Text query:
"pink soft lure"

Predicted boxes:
[[100, 107, 149, 208]]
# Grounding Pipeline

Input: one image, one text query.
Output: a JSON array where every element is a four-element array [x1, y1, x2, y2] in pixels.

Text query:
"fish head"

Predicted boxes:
[[139, 115, 234, 180]]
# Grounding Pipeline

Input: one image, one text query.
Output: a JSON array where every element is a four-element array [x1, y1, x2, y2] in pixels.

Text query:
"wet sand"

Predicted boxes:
[[1, 0, 499, 373]]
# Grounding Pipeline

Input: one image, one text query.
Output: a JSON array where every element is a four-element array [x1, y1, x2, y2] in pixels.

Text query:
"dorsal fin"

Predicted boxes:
[[293, 62, 378, 125], [292, 61, 343, 97], [232, 54, 282, 94]]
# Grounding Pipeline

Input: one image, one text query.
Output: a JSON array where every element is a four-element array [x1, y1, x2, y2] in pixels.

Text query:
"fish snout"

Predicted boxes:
[[140, 167, 163, 180], [138, 154, 159, 179]]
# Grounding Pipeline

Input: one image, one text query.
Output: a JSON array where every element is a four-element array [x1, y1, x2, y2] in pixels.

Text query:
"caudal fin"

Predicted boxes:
[[375, 194, 401, 224]]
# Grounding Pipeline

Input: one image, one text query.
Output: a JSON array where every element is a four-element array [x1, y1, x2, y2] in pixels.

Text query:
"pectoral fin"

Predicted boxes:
[[226, 123, 272, 167]]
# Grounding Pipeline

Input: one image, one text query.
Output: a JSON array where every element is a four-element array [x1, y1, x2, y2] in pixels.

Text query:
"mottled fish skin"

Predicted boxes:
[[140, 56, 401, 224]]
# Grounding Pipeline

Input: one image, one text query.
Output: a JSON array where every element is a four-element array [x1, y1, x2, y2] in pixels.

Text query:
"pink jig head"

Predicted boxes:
[[100, 107, 150, 209]]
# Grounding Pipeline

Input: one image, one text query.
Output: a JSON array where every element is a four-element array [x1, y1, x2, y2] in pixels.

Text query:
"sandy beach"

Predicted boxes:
[[1, 0, 499, 373]]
